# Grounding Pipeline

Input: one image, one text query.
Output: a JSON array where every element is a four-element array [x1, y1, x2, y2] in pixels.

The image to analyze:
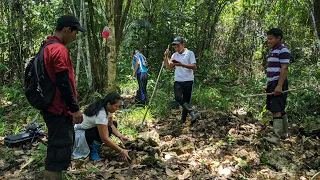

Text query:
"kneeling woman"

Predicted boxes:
[[73, 93, 130, 160]]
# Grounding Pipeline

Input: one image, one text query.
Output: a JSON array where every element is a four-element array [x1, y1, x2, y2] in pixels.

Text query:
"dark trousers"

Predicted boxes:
[[85, 121, 118, 145], [136, 72, 148, 102], [41, 111, 74, 172], [174, 81, 194, 106], [266, 79, 288, 113]]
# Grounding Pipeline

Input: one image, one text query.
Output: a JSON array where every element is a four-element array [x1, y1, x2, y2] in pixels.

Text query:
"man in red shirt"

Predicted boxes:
[[42, 15, 85, 179]]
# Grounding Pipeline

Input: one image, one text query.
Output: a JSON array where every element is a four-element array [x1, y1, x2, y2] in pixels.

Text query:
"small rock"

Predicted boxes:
[[140, 155, 161, 167], [263, 150, 299, 176], [306, 169, 317, 177], [14, 150, 24, 156], [137, 130, 160, 147], [236, 149, 248, 158]]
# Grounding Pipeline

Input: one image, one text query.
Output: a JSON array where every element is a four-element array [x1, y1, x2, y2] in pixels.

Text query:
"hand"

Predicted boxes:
[[172, 61, 183, 67], [273, 85, 282, 96], [264, 86, 267, 93], [71, 111, 83, 124], [164, 49, 170, 56], [120, 135, 129, 144], [120, 149, 131, 161], [131, 74, 135, 78]]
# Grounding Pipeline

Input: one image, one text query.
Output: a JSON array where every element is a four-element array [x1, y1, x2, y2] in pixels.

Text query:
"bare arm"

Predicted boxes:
[[164, 49, 174, 70], [172, 50, 197, 70], [97, 124, 123, 153], [273, 63, 289, 96], [108, 116, 122, 138], [277, 64, 288, 87], [180, 63, 197, 70]]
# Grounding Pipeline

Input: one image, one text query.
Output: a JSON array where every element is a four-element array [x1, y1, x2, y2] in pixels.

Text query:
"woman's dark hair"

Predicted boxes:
[[83, 92, 121, 117], [267, 28, 283, 39]]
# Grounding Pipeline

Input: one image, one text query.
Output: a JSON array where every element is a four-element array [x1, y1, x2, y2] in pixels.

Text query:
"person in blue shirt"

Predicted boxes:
[[132, 50, 148, 104]]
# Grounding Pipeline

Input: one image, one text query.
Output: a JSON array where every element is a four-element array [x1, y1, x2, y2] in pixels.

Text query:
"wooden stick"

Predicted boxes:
[[240, 87, 310, 98], [140, 44, 170, 130]]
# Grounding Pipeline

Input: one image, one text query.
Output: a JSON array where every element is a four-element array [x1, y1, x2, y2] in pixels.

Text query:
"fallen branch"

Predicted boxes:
[[311, 172, 320, 180], [240, 87, 317, 98]]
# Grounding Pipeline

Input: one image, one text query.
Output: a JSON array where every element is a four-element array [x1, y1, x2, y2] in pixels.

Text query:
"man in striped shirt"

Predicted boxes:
[[264, 28, 290, 145]]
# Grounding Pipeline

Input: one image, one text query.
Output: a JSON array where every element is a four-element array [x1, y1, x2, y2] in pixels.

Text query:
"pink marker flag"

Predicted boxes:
[[102, 27, 110, 39]]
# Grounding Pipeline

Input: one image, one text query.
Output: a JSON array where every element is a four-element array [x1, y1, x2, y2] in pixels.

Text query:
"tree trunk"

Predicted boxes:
[[106, 0, 117, 92], [106, 0, 132, 92], [75, 11, 82, 86], [82, 0, 93, 90], [17, 0, 24, 79], [115, 0, 132, 52]]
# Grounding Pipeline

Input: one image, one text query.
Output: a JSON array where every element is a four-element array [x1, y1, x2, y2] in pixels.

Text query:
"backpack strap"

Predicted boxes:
[[34, 40, 59, 82]]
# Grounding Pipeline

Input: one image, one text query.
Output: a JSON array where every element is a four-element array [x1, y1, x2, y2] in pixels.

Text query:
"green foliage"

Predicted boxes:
[[236, 157, 248, 168], [0, 122, 5, 136], [227, 136, 234, 144], [88, 167, 100, 172], [149, 89, 172, 118], [0, 81, 43, 136]]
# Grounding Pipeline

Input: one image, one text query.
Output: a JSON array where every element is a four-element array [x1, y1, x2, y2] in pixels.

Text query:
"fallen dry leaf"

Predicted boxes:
[[113, 174, 126, 180], [109, 161, 118, 166], [166, 167, 177, 177], [107, 166, 115, 172], [178, 169, 191, 180]]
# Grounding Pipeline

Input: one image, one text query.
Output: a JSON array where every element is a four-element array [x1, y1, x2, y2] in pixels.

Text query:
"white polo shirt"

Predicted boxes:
[[171, 48, 196, 82]]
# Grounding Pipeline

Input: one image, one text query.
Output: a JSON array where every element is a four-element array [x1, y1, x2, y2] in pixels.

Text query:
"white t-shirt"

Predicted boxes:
[[73, 108, 112, 159], [171, 48, 196, 82], [74, 108, 111, 130]]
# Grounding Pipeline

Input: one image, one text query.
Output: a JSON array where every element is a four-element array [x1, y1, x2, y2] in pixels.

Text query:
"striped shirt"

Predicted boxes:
[[267, 43, 290, 83]]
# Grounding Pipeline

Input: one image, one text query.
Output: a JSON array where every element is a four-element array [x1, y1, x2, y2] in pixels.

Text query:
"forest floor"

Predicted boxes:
[[0, 95, 319, 180]]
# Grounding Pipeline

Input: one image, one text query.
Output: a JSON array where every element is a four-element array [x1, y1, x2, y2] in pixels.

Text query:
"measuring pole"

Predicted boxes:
[[139, 44, 170, 130]]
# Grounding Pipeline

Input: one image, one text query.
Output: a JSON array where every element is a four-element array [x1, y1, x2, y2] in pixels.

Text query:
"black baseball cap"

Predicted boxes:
[[56, 15, 86, 32], [172, 36, 184, 45]]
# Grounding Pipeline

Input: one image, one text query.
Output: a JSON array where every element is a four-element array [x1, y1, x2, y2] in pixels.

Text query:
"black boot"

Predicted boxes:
[[182, 103, 199, 126], [178, 108, 188, 124]]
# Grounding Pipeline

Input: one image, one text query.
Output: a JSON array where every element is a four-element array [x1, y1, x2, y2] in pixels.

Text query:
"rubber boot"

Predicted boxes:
[[178, 108, 188, 124], [264, 118, 283, 145], [182, 103, 199, 126], [44, 170, 62, 180], [90, 140, 102, 161], [281, 114, 288, 139]]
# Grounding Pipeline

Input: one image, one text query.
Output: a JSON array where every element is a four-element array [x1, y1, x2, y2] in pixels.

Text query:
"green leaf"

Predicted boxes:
[[39, 143, 47, 151], [88, 167, 100, 172], [40, 166, 45, 171]]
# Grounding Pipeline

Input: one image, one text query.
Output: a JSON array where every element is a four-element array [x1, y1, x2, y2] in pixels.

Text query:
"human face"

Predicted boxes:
[[62, 27, 78, 44], [106, 100, 120, 113], [267, 35, 281, 48], [173, 43, 185, 54]]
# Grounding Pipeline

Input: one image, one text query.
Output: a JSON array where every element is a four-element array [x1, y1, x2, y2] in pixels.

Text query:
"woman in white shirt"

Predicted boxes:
[[73, 93, 130, 161]]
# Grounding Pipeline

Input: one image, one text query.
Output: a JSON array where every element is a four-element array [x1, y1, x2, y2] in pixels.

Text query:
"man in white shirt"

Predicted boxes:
[[164, 36, 199, 125]]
